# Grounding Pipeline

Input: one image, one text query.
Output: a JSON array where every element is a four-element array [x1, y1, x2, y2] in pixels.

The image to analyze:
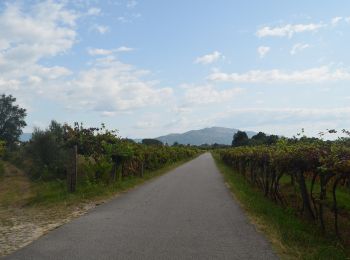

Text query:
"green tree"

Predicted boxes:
[[232, 131, 249, 147], [251, 132, 267, 145], [252, 132, 267, 140], [0, 94, 27, 145], [27, 121, 67, 180], [142, 138, 163, 146], [266, 134, 279, 145]]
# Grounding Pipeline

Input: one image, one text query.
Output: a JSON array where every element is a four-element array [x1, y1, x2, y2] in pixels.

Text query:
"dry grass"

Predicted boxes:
[[0, 163, 32, 207], [0, 162, 97, 256]]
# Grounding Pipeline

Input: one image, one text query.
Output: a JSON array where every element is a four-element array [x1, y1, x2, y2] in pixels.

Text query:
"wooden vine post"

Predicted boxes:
[[67, 145, 78, 193], [141, 161, 144, 177]]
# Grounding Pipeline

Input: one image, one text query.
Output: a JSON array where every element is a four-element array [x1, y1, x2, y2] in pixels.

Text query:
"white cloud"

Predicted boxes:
[[331, 16, 342, 26], [183, 85, 242, 105], [208, 66, 350, 84], [92, 24, 109, 34], [88, 48, 114, 56], [171, 106, 192, 114], [38, 66, 72, 79], [228, 107, 350, 126], [100, 111, 117, 117], [116, 46, 134, 52], [256, 23, 325, 38], [194, 51, 223, 65], [127, 0, 138, 9], [0, 1, 173, 115], [257, 46, 270, 58], [0, 1, 76, 95], [134, 121, 156, 129], [87, 7, 101, 16], [0, 78, 21, 91], [134, 114, 161, 130], [0, 2, 77, 57], [65, 56, 173, 113], [27, 76, 42, 85], [222, 107, 350, 117], [87, 46, 134, 56], [290, 43, 310, 55], [118, 16, 129, 23]]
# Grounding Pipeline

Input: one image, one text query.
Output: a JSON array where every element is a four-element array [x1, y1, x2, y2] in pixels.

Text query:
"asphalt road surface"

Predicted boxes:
[[6, 153, 278, 260]]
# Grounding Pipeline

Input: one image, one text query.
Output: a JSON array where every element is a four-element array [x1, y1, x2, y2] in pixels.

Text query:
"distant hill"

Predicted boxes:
[[155, 127, 256, 146]]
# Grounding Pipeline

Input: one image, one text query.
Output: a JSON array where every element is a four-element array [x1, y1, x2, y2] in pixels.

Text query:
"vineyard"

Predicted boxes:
[[218, 140, 350, 239], [3, 121, 200, 198], [75, 141, 200, 187], [64, 122, 200, 186]]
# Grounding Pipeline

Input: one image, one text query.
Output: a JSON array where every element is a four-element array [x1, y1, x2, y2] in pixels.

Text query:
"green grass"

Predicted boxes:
[[335, 187, 350, 212], [28, 156, 197, 207], [212, 152, 348, 260]]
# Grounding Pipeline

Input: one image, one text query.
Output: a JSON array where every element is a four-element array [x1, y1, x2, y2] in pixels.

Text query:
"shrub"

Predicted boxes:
[[0, 160, 4, 179], [26, 121, 68, 180]]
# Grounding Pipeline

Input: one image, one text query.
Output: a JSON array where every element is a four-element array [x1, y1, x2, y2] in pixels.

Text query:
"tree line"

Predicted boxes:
[[232, 130, 279, 147]]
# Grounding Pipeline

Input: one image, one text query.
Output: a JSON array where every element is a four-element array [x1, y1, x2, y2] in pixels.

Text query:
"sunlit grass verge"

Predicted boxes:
[[28, 155, 199, 207], [212, 152, 348, 260]]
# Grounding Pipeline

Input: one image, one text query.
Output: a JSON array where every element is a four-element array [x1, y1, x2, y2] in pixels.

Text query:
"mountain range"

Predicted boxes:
[[155, 127, 256, 146]]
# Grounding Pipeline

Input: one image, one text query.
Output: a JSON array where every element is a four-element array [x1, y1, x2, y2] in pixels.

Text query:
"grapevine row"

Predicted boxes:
[[219, 142, 350, 236]]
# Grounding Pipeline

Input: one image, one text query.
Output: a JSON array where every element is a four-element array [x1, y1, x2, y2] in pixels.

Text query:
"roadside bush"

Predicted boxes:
[[0, 140, 5, 178], [90, 157, 113, 183], [26, 121, 68, 180], [0, 160, 4, 179], [0, 140, 5, 157]]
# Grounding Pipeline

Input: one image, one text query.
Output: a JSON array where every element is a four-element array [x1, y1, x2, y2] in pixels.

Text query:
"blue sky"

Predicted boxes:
[[1, 0, 350, 139]]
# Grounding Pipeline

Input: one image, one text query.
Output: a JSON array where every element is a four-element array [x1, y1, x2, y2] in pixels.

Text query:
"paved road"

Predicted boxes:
[[6, 153, 277, 259]]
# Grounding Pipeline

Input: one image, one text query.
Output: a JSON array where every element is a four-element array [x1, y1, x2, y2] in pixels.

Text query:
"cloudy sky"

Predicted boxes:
[[1, 0, 350, 138]]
